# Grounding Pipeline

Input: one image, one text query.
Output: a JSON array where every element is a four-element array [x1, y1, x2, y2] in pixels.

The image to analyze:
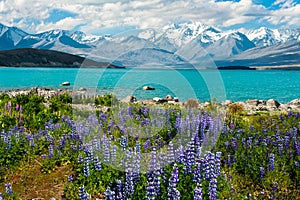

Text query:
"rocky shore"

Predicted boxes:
[[1, 88, 300, 114]]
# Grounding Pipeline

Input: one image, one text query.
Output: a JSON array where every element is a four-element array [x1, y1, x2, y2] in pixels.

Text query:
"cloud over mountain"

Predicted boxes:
[[0, 0, 299, 36]]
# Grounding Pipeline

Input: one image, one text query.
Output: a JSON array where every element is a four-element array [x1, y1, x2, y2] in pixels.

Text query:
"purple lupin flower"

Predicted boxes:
[[269, 153, 275, 171], [227, 154, 231, 166], [260, 167, 265, 179], [146, 176, 155, 200], [83, 157, 90, 177], [153, 157, 161, 196], [125, 149, 134, 198], [167, 164, 180, 200], [193, 162, 202, 184], [104, 187, 115, 200], [176, 144, 185, 164], [294, 140, 300, 155], [120, 136, 128, 150], [111, 144, 117, 163], [175, 113, 181, 131], [215, 152, 222, 177], [0, 192, 3, 200], [116, 180, 123, 200], [5, 183, 13, 195], [231, 137, 238, 152], [41, 154, 46, 159], [186, 137, 195, 173], [208, 178, 217, 200], [284, 135, 291, 151], [78, 154, 83, 164], [209, 152, 217, 179], [272, 181, 278, 193], [132, 150, 141, 181], [194, 183, 203, 200], [48, 144, 54, 158], [93, 156, 101, 171], [103, 142, 110, 163], [167, 141, 175, 164], [67, 175, 73, 182], [144, 139, 151, 150]]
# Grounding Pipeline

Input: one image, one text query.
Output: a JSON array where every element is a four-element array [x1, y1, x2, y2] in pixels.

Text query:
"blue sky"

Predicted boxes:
[[0, 0, 299, 35]]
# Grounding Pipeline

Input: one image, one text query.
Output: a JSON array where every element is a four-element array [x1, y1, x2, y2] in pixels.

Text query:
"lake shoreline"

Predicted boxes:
[[1, 87, 299, 114]]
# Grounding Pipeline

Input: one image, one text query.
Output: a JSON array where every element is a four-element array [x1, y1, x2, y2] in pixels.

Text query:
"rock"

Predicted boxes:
[[204, 101, 211, 107], [78, 87, 87, 91], [143, 86, 155, 90], [153, 97, 167, 103], [173, 97, 179, 102], [60, 81, 70, 86], [165, 94, 173, 100], [223, 100, 233, 106], [121, 96, 137, 103], [287, 99, 300, 106], [153, 97, 162, 102], [258, 100, 266, 105], [246, 99, 259, 106], [266, 99, 280, 108]]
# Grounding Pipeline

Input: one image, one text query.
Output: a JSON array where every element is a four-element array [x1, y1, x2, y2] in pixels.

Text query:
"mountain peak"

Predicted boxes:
[[246, 27, 300, 47]]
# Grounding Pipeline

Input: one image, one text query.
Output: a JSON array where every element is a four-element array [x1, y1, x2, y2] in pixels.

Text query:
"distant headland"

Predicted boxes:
[[0, 48, 124, 68]]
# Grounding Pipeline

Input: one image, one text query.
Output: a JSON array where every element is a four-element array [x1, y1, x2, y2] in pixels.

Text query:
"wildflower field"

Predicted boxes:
[[0, 92, 299, 199]]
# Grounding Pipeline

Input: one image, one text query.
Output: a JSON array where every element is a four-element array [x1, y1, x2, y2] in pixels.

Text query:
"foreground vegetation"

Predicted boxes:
[[0, 92, 299, 199]]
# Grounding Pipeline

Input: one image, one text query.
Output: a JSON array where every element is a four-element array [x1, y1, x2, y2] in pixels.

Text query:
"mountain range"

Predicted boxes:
[[0, 22, 299, 68]]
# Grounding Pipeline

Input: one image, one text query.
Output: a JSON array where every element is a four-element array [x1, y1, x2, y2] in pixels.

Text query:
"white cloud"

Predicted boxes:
[[267, 4, 300, 26], [0, 0, 299, 35], [273, 0, 296, 8]]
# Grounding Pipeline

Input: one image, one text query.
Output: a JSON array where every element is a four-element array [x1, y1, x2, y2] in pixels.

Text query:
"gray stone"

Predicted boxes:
[[60, 81, 70, 86], [246, 99, 259, 106], [223, 100, 233, 106], [266, 99, 280, 108], [258, 100, 266, 105], [153, 97, 162, 102], [287, 99, 300, 106], [143, 86, 155, 90], [78, 87, 87, 91], [165, 94, 173, 100], [121, 96, 137, 103]]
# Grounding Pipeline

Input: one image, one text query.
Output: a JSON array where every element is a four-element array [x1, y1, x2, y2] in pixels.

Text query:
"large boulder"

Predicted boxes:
[[121, 96, 137, 103], [60, 81, 70, 86], [266, 99, 280, 108], [287, 99, 300, 110], [165, 94, 173, 101], [287, 99, 300, 106], [222, 100, 233, 106], [143, 86, 155, 90], [246, 99, 259, 106]]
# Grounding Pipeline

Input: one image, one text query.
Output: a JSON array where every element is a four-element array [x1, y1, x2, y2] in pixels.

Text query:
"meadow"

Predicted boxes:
[[0, 91, 299, 199]]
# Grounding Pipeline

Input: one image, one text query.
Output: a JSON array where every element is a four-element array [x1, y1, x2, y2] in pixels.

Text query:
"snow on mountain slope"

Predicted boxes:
[[158, 21, 222, 48], [0, 22, 300, 67], [177, 31, 255, 63], [246, 27, 300, 47], [0, 23, 28, 49]]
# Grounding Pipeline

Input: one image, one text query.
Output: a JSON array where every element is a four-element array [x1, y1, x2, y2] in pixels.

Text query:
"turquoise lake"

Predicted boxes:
[[0, 67, 299, 103]]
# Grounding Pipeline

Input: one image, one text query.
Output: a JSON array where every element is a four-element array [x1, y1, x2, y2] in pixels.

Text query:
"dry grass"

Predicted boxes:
[[0, 157, 73, 199]]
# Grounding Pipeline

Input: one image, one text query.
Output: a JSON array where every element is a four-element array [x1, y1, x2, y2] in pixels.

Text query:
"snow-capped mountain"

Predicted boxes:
[[216, 41, 300, 67], [246, 27, 300, 47], [0, 24, 27, 49], [0, 22, 300, 67], [157, 21, 223, 48]]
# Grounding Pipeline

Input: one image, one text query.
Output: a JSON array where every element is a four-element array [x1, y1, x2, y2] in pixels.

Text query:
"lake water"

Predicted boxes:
[[0, 67, 299, 103]]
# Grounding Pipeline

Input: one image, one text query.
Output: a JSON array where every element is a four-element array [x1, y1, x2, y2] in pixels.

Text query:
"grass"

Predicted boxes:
[[0, 156, 73, 199]]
